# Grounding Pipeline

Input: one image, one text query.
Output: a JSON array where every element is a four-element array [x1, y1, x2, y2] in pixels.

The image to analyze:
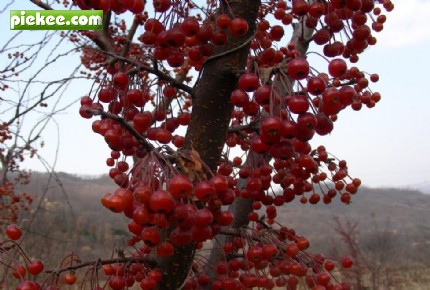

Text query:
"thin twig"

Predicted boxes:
[[46, 256, 156, 274], [194, 33, 256, 90], [228, 122, 260, 134]]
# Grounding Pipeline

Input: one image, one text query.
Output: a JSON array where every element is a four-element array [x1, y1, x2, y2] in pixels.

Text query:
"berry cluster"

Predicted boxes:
[[73, 0, 394, 289], [0, 124, 34, 225]]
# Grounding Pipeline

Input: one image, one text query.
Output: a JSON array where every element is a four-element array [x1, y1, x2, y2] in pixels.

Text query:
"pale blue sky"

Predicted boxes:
[[2, 0, 430, 189]]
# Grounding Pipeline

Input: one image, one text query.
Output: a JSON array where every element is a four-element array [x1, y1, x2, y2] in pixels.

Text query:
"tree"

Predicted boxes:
[[0, 0, 395, 289], [332, 217, 399, 290]]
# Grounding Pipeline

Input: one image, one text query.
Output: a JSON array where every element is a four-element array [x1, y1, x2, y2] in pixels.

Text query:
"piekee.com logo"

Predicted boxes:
[[10, 10, 103, 30]]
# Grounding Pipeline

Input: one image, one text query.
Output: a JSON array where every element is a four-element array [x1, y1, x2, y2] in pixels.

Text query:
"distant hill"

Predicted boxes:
[[279, 186, 430, 255], [404, 181, 430, 195], [13, 171, 430, 269]]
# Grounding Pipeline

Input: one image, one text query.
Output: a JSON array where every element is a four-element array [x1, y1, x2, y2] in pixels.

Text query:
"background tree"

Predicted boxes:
[[332, 216, 399, 290], [1, 0, 394, 290]]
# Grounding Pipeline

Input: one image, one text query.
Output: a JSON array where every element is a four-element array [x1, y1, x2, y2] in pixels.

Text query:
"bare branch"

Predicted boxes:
[[29, 0, 53, 10], [0, 0, 14, 13]]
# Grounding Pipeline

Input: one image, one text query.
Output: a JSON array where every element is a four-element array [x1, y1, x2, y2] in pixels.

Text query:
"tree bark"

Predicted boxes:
[[154, 1, 260, 289]]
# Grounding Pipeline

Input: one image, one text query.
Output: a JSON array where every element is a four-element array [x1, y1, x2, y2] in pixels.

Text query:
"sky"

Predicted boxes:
[[2, 0, 430, 189]]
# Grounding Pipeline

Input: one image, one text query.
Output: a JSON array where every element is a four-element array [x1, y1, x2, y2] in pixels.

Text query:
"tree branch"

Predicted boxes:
[[101, 50, 194, 96], [87, 109, 155, 152], [92, 10, 114, 54], [228, 121, 259, 134], [120, 16, 139, 59]]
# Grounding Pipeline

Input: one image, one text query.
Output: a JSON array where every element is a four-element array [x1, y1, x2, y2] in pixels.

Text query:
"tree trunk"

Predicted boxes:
[[154, 1, 260, 289], [184, 0, 260, 172]]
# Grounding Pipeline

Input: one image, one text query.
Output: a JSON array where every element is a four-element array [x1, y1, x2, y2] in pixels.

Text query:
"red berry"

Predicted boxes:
[[194, 181, 216, 202], [194, 208, 214, 228], [168, 175, 193, 198], [230, 89, 249, 107], [142, 227, 161, 246], [155, 128, 172, 144], [216, 14, 232, 30], [101, 193, 126, 213], [328, 58, 347, 78], [112, 72, 129, 90], [16, 280, 39, 290], [254, 85, 272, 105], [216, 209, 233, 226], [98, 86, 116, 103], [292, 0, 310, 16], [144, 18, 165, 34], [286, 243, 299, 257], [315, 112, 334, 136], [27, 259, 44, 276], [166, 27, 186, 47], [6, 224, 22, 240], [260, 116, 283, 144], [262, 244, 277, 260], [324, 260, 336, 271], [191, 225, 212, 242], [140, 277, 157, 290], [153, 0, 171, 12], [64, 273, 77, 285], [296, 236, 310, 250], [133, 112, 152, 133], [247, 246, 263, 262], [157, 241, 174, 256], [12, 264, 26, 279], [287, 58, 310, 80], [130, 0, 145, 13], [181, 17, 200, 36], [341, 256, 354, 268], [269, 25, 284, 41], [109, 276, 126, 290], [238, 72, 260, 92], [149, 190, 175, 213], [307, 77, 326, 95], [230, 18, 249, 36], [287, 94, 309, 114]]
